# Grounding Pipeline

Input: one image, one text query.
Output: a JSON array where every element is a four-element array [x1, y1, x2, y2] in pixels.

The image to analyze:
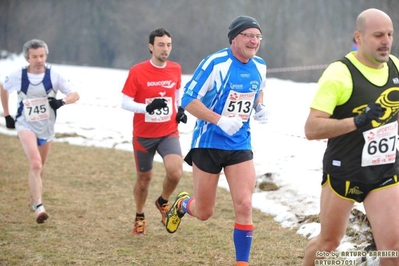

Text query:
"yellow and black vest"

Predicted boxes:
[[323, 57, 399, 183]]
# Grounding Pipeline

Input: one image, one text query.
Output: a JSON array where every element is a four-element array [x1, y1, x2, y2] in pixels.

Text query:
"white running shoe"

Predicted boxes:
[[35, 205, 49, 224]]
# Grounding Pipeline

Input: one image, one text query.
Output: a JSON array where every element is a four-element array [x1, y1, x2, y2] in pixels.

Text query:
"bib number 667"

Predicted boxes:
[[367, 136, 396, 155]]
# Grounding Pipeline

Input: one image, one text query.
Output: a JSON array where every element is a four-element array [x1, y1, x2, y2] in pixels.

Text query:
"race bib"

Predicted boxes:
[[221, 91, 256, 122], [144, 97, 172, 123], [23, 98, 50, 122], [361, 121, 398, 166]]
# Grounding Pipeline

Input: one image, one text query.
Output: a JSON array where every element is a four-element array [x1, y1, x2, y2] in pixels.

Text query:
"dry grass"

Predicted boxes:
[[0, 133, 307, 266]]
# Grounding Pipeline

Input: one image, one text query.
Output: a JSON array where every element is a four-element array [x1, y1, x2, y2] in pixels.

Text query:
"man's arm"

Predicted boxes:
[[254, 91, 264, 106], [0, 84, 11, 116], [184, 99, 221, 124], [1, 84, 15, 128], [63, 91, 79, 105], [304, 108, 356, 140]]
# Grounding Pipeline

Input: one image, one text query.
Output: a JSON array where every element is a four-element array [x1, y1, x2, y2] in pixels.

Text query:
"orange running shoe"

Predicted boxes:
[[155, 199, 169, 225], [133, 218, 146, 236]]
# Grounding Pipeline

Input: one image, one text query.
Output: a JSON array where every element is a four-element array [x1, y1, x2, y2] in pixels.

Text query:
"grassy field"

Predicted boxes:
[[0, 133, 308, 265]]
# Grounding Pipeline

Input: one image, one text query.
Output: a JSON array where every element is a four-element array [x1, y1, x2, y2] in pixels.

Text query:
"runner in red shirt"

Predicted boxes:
[[121, 28, 187, 236]]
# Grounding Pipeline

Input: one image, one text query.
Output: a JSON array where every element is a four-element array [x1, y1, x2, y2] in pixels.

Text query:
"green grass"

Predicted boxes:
[[0, 133, 307, 265]]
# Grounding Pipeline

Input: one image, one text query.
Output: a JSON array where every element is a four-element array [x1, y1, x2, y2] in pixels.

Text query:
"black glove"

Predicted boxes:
[[354, 103, 386, 129], [48, 97, 64, 111], [176, 106, 187, 124], [146, 98, 167, 113], [5, 115, 15, 129]]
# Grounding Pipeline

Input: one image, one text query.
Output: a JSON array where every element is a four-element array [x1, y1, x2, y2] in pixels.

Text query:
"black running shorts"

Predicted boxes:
[[184, 148, 253, 174], [322, 173, 399, 202]]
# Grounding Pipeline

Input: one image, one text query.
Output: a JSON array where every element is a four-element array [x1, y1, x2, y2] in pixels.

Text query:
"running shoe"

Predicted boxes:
[[155, 199, 169, 225], [35, 205, 49, 224], [133, 218, 146, 236], [165, 191, 190, 234]]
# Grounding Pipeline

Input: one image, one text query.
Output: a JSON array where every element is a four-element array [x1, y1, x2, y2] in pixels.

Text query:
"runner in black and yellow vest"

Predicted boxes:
[[303, 8, 399, 266]]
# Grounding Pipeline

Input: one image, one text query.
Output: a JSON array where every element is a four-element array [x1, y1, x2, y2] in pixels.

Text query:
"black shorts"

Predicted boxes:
[[133, 131, 182, 172], [322, 173, 399, 202], [184, 148, 253, 174]]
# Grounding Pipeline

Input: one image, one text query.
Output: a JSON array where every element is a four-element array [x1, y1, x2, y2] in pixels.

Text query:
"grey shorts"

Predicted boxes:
[[133, 131, 182, 172], [184, 148, 253, 174]]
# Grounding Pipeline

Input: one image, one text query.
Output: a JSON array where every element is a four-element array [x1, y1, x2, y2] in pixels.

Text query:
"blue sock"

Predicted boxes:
[[233, 223, 253, 263], [181, 197, 192, 215]]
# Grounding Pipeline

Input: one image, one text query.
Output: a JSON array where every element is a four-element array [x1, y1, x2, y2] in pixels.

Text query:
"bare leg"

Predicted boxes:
[[134, 170, 152, 214], [364, 184, 399, 266], [160, 154, 182, 201], [303, 184, 354, 266], [187, 162, 220, 220], [224, 160, 256, 225], [18, 130, 51, 206]]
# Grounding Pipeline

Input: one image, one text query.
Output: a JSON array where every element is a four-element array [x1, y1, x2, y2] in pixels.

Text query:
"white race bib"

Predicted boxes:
[[221, 91, 256, 122], [361, 121, 398, 166], [144, 97, 172, 123], [23, 97, 50, 122]]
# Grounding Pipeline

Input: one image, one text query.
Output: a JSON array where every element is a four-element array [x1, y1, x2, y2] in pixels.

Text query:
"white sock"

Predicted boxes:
[[35, 205, 46, 215]]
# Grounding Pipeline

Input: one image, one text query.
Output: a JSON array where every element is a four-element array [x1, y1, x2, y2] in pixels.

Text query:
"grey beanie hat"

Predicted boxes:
[[228, 15, 262, 44]]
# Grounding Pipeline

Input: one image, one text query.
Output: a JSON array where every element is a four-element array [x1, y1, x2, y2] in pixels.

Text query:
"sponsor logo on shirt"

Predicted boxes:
[[230, 83, 243, 90], [147, 80, 176, 89], [250, 80, 260, 91]]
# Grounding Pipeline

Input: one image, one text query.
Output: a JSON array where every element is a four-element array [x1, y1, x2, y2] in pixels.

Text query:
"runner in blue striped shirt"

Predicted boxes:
[[166, 15, 269, 266]]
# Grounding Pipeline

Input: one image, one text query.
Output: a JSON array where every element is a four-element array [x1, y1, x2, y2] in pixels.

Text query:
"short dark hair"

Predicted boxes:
[[149, 28, 171, 45]]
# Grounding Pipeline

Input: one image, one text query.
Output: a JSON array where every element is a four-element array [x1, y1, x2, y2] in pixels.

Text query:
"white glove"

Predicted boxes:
[[253, 103, 269, 124], [216, 116, 243, 136]]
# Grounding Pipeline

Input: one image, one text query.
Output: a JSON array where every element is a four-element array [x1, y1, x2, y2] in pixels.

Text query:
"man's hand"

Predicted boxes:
[[354, 103, 386, 129], [176, 106, 187, 124], [5, 115, 15, 129], [146, 98, 167, 113], [253, 103, 269, 124], [216, 116, 243, 136], [48, 97, 64, 111]]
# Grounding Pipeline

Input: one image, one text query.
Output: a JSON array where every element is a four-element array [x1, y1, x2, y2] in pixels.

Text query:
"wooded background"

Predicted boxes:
[[1, 0, 399, 82]]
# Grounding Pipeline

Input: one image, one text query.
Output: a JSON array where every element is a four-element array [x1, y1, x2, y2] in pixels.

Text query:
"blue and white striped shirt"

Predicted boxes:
[[182, 47, 266, 150]]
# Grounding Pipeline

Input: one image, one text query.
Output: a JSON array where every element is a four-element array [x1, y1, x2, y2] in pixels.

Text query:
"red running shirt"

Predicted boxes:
[[122, 60, 182, 138]]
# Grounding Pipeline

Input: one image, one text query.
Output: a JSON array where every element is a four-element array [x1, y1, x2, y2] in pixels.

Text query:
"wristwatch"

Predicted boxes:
[[62, 98, 66, 105]]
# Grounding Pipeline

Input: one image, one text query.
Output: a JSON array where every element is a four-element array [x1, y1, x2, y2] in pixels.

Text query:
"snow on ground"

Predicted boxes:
[[0, 53, 382, 265]]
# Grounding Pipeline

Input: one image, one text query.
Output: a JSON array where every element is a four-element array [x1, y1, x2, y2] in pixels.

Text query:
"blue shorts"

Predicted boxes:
[[37, 138, 48, 146], [17, 133, 50, 146]]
